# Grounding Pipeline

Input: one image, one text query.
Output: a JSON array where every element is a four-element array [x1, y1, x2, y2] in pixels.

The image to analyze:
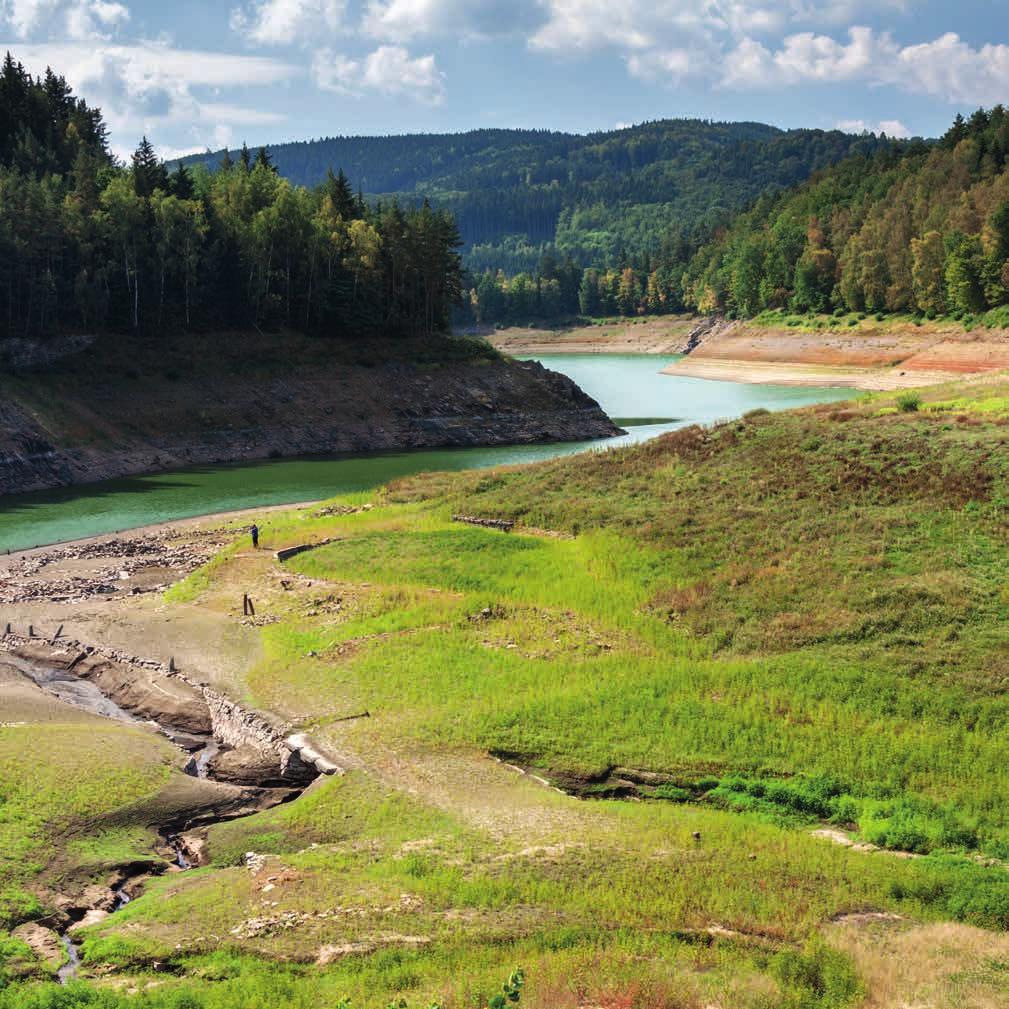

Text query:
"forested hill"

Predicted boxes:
[[180, 122, 890, 273], [0, 53, 463, 348], [681, 108, 1009, 319]]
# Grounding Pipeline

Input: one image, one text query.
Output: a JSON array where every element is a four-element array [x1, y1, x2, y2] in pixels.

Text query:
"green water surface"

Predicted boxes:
[[0, 355, 852, 551]]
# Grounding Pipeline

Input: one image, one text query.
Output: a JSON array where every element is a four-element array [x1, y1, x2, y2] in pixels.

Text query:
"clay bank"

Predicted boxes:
[[0, 330, 620, 497]]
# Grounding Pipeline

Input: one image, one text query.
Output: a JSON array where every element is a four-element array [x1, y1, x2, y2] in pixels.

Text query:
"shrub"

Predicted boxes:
[[771, 939, 863, 1008], [897, 392, 921, 413]]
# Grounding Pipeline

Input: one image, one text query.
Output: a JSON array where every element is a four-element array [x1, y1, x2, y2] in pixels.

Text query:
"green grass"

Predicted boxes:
[[0, 723, 174, 929], [17, 377, 1009, 1005]]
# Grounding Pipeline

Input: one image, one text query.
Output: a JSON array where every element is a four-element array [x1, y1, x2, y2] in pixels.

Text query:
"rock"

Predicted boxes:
[[68, 909, 109, 932], [12, 923, 64, 967], [80, 884, 116, 912], [316, 941, 377, 963], [206, 745, 289, 787], [0, 354, 620, 497]]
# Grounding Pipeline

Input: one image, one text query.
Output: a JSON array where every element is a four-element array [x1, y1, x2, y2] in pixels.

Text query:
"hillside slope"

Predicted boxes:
[[684, 107, 1009, 319], [8, 377, 1009, 1007], [0, 332, 619, 496], [181, 121, 890, 272]]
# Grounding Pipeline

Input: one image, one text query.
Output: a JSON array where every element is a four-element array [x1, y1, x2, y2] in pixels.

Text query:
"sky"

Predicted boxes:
[[2, 0, 1008, 160]]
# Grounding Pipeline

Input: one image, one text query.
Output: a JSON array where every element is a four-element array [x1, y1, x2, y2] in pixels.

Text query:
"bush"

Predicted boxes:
[[897, 392, 921, 413], [771, 939, 863, 1008]]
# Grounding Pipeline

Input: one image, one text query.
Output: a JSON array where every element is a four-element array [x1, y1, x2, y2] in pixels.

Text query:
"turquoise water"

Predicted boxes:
[[0, 355, 852, 551]]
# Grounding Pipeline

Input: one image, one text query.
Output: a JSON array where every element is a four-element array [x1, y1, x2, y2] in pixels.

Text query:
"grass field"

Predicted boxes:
[[8, 377, 1009, 1006]]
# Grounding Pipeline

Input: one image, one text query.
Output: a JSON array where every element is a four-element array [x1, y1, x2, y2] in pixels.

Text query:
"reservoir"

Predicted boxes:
[[0, 354, 851, 552]]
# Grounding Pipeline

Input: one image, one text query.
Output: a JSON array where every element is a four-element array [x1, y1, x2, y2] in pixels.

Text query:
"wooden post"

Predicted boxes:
[[168, 656, 176, 673], [54, 624, 63, 639], [28, 624, 34, 638]]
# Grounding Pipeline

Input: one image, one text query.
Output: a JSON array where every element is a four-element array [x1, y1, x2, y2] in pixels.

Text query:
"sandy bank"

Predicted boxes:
[[484, 317, 698, 355], [661, 358, 966, 390], [664, 318, 1009, 389]]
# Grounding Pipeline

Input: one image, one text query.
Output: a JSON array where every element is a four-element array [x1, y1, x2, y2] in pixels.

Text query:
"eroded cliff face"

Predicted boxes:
[[0, 347, 620, 496]]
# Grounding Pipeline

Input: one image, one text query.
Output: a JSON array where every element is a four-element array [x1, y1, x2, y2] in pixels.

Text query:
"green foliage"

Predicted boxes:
[[897, 391, 921, 412], [0, 56, 464, 345], [771, 940, 863, 1009], [181, 122, 884, 280], [681, 106, 1009, 320]]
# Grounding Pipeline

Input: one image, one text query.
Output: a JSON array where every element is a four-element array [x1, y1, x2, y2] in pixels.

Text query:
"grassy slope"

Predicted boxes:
[[0, 680, 176, 932], [12, 378, 1009, 1006]]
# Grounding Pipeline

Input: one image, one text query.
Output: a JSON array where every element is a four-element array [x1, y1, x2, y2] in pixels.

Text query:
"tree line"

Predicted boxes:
[[0, 53, 463, 347], [184, 121, 889, 280], [680, 108, 1009, 319]]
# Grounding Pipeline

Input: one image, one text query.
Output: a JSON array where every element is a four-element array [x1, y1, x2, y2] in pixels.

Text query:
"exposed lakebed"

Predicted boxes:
[[0, 354, 851, 552], [2, 638, 336, 982]]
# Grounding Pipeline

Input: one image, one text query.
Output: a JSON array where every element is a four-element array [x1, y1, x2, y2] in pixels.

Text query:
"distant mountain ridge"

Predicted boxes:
[[180, 120, 896, 273]]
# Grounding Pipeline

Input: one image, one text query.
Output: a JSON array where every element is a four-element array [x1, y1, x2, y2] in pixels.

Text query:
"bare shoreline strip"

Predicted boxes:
[[661, 357, 967, 391], [0, 499, 323, 564]]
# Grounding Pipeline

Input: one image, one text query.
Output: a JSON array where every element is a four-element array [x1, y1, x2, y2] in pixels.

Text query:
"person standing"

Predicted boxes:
[[251, 524, 259, 549]]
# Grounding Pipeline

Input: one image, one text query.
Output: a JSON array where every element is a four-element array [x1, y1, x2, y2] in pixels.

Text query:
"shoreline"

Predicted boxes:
[[660, 357, 968, 391], [0, 498, 322, 564], [484, 317, 698, 356]]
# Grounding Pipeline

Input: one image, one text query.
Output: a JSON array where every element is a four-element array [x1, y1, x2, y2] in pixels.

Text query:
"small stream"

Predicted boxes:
[[8, 654, 318, 984], [57, 936, 80, 984], [4, 655, 137, 723]]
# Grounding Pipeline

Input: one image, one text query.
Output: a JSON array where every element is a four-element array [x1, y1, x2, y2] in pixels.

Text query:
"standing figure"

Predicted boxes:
[[251, 524, 259, 549]]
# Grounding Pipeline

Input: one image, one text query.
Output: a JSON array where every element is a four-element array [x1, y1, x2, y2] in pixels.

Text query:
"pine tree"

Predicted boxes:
[[132, 136, 167, 198], [324, 167, 356, 219], [240, 142, 252, 173], [171, 163, 195, 199], [255, 146, 276, 173]]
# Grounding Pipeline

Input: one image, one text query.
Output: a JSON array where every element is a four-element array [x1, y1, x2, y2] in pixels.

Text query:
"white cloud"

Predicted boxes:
[[230, 0, 345, 45], [529, 0, 906, 54], [363, 0, 541, 43], [9, 43, 299, 158], [721, 28, 1009, 106], [1, 0, 128, 40], [626, 48, 695, 84], [312, 43, 444, 103], [836, 117, 911, 138]]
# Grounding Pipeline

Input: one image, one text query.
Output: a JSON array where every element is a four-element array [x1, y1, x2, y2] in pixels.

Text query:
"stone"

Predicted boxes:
[[12, 923, 64, 967]]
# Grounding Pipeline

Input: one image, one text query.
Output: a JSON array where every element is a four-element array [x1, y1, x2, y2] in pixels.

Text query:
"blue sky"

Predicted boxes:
[[2, 0, 1007, 159]]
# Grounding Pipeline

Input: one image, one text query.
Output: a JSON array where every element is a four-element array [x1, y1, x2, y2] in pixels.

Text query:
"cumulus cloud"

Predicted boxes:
[[9, 42, 298, 157], [363, 0, 540, 43], [230, 0, 345, 46], [1, 0, 129, 40], [721, 28, 1009, 106], [312, 43, 444, 103], [836, 117, 911, 138], [626, 48, 695, 85]]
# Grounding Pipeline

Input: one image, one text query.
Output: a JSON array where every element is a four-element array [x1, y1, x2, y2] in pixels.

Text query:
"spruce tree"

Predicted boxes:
[[132, 136, 167, 197], [254, 146, 276, 173]]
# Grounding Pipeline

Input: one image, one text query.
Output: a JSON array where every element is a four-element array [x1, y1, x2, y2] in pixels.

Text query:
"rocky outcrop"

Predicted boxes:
[[12, 923, 64, 968], [1, 633, 342, 784], [0, 339, 621, 496]]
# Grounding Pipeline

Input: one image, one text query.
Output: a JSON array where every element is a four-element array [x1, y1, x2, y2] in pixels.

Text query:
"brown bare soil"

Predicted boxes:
[[484, 317, 698, 355], [665, 319, 1009, 389]]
